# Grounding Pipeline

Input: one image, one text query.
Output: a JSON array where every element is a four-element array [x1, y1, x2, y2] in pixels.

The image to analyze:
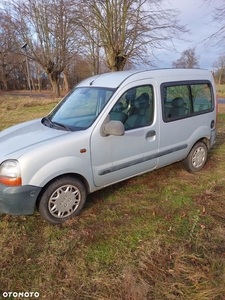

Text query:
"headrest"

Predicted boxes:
[[125, 89, 136, 102], [172, 97, 185, 108], [136, 93, 149, 109], [112, 101, 123, 112]]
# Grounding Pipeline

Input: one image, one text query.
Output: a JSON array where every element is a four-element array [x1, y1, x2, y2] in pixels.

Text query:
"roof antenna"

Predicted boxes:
[[89, 74, 101, 86]]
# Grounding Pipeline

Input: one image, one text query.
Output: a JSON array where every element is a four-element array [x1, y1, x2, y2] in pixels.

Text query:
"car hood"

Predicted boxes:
[[0, 119, 68, 159]]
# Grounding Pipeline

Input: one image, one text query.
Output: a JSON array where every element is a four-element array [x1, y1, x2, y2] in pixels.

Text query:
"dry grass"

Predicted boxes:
[[0, 93, 59, 110], [0, 93, 59, 130], [218, 103, 225, 113]]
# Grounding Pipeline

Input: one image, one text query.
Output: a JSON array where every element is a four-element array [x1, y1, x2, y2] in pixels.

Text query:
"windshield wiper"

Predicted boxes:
[[41, 116, 52, 127], [51, 121, 71, 131], [41, 117, 71, 131]]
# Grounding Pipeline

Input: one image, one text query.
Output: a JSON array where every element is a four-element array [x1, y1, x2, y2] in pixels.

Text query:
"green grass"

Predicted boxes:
[[0, 95, 225, 299]]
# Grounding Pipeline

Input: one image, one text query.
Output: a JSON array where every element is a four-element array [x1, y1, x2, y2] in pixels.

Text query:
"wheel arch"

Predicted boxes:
[[198, 137, 210, 149], [184, 137, 210, 161], [36, 172, 90, 208]]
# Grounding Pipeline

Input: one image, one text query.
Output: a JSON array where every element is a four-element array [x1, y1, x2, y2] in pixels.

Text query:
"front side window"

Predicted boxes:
[[162, 81, 213, 121], [43, 87, 115, 131], [110, 85, 154, 130]]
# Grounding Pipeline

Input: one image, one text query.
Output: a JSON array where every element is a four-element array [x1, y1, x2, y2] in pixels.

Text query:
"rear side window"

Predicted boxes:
[[161, 81, 214, 121]]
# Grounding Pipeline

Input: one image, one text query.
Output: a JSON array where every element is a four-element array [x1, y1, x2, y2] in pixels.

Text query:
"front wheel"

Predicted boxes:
[[37, 176, 86, 224], [182, 142, 208, 172]]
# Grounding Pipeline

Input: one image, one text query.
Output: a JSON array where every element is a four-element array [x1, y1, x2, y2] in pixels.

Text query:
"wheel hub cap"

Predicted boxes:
[[48, 185, 81, 218], [192, 147, 206, 168]]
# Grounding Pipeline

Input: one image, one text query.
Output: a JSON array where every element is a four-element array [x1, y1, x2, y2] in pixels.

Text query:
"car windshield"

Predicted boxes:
[[43, 87, 115, 131]]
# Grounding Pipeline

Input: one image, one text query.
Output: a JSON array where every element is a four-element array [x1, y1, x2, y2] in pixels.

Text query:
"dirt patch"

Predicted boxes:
[[218, 103, 225, 113]]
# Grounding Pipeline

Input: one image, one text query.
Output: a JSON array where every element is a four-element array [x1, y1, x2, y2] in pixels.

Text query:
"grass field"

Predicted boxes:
[[216, 84, 225, 98], [0, 94, 225, 300]]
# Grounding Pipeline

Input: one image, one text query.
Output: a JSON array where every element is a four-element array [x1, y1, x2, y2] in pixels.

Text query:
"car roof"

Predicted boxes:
[[77, 70, 143, 88], [77, 69, 213, 89]]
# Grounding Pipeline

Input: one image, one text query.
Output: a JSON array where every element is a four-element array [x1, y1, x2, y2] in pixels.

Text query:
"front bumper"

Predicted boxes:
[[0, 184, 41, 215]]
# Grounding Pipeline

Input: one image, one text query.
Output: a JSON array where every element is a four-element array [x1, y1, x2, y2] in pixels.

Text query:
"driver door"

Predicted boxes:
[[91, 81, 159, 187]]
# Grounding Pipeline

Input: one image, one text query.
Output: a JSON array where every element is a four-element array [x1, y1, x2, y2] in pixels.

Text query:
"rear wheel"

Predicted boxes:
[[37, 176, 86, 224], [182, 142, 208, 172]]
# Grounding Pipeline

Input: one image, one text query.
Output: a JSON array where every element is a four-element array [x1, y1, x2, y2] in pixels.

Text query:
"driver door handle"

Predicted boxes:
[[145, 130, 156, 138]]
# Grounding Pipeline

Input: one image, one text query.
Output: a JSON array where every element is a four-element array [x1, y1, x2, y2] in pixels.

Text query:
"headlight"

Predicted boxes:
[[0, 160, 22, 186]]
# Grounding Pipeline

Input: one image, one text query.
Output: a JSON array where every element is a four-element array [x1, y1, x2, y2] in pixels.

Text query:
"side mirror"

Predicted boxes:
[[101, 120, 125, 137]]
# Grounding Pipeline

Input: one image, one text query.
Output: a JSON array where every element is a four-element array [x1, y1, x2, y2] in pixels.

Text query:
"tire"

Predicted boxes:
[[182, 142, 208, 172], [37, 176, 86, 224]]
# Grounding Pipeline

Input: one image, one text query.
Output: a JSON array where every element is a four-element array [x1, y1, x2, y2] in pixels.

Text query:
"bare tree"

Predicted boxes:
[[65, 54, 93, 87], [76, 10, 105, 76], [0, 11, 24, 90], [78, 0, 187, 72], [202, 0, 225, 46], [212, 55, 225, 84], [4, 0, 82, 96], [0, 0, 188, 91], [172, 47, 200, 68]]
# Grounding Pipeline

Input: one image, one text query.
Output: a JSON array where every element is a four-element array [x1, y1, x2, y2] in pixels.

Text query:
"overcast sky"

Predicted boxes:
[[156, 0, 224, 70]]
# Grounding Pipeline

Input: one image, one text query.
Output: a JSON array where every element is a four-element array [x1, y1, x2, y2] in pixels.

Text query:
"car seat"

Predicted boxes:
[[124, 93, 150, 129], [110, 101, 128, 123], [168, 97, 187, 118]]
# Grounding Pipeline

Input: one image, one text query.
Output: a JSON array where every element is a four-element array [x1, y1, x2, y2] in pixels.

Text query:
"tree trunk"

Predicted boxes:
[[48, 70, 61, 97], [38, 75, 41, 92], [218, 69, 223, 85], [107, 55, 127, 71], [31, 77, 36, 91], [50, 78, 60, 97], [63, 68, 70, 93], [2, 78, 8, 90], [106, 46, 127, 72]]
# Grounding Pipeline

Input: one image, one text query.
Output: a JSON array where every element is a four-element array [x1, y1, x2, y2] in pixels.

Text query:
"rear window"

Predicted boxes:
[[161, 81, 214, 122]]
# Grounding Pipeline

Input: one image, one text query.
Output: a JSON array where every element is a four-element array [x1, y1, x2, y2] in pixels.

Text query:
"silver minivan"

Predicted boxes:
[[0, 69, 217, 224]]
